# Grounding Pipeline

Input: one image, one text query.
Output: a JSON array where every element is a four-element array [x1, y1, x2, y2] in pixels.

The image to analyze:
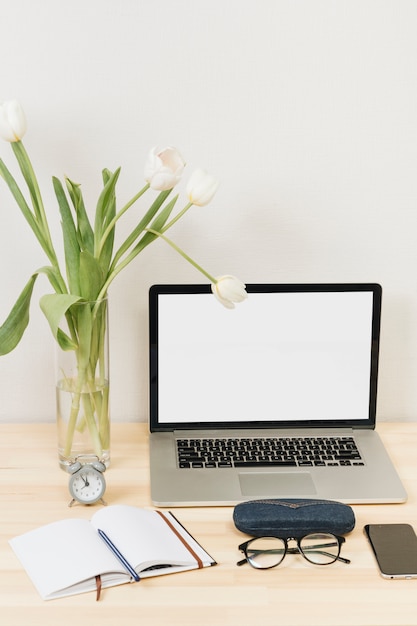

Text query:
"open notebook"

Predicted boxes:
[[9, 505, 215, 599], [149, 283, 406, 506]]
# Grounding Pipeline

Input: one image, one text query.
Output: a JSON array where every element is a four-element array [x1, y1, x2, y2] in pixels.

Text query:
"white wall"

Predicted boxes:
[[1, 0, 417, 423]]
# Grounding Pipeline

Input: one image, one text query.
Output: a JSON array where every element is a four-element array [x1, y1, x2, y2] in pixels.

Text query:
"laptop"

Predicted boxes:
[[149, 283, 407, 506]]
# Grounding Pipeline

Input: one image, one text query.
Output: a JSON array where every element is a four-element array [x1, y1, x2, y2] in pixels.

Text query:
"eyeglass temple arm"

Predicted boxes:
[[287, 545, 350, 564], [335, 554, 351, 564], [237, 552, 350, 566]]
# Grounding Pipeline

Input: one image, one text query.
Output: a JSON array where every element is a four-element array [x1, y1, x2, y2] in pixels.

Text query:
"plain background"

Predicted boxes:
[[0, 0, 416, 423]]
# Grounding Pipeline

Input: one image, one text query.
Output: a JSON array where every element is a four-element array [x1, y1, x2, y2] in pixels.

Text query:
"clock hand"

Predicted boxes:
[[80, 474, 90, 488]]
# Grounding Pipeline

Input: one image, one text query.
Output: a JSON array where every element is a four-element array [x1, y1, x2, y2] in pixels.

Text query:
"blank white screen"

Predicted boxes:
[[157, 291, 374, 424]]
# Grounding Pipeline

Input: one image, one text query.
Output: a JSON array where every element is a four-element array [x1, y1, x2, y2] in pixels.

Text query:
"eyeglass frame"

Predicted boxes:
[[237, 533, 351, 568]]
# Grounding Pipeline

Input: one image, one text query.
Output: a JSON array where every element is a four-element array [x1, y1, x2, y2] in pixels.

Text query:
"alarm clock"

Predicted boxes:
[[67, 460, 107, 507]]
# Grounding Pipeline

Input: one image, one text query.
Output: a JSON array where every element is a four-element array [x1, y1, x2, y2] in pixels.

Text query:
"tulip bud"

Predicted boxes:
[[144, 146, 185, 191], [211, 275, 248, 309], [0, 100, 27, 142], [186, 169, 219, 206]]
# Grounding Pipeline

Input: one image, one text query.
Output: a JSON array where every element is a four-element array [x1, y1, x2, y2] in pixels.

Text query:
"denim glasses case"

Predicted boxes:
[[233, 498, 355, 538]]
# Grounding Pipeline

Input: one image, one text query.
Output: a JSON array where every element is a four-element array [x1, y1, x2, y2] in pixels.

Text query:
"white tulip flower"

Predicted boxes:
[[186, 169, 219, 206], [0, 100, 27, 142], [211, 275, 248, 309], [144, 146, 185, 191]]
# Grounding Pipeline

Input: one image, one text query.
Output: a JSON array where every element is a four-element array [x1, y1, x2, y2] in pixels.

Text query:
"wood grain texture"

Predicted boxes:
[[1, 422, 417, 626]]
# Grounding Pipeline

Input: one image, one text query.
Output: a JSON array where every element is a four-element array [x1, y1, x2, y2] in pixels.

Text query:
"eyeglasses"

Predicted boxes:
[[237, 533, 350, 568]]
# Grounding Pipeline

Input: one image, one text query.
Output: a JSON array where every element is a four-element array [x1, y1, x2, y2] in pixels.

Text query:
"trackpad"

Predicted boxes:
[[239, 472, 316, 497]]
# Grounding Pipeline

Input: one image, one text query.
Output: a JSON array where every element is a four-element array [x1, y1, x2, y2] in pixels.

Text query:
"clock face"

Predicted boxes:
[[69, 467, 106, 504]]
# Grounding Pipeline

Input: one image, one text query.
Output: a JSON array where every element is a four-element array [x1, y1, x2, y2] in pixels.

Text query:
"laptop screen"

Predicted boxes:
[[149, 283, 381, 432]]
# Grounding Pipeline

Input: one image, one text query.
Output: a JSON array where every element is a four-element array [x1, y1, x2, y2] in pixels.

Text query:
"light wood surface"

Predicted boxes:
[[1, 421, 417, 626]]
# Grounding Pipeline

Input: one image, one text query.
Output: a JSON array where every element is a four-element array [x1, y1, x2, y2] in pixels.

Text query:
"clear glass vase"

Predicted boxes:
[[56, 298, 110, 470]]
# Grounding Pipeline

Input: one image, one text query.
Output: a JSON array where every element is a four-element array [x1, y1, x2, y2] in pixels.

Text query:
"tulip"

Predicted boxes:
[[144, 146, 185, 191], [211, 275, 248, 309], [0, 100, 27, 142], [186, 169, 219, 206]]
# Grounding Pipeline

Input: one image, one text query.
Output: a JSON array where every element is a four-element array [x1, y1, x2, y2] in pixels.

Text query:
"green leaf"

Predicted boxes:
[[65, 178, 94, 254], [97, 169, 116, 274], [10, 142, 62, 264], [132, 193, 179, 254], [11, 141, 44, 225], [89, 299, 107, 369], [94, 168, 120, 243], [110, 189, 173, 271], [37, 265, 67, 294], [56, 328, 78, 351], [76, 302, 93, 372], [0, 275, 38, 355], [53, 176, 80, 295], [79, 250, 104, 300], [39, 293, 81, 350], [0, 158, 47, 251]]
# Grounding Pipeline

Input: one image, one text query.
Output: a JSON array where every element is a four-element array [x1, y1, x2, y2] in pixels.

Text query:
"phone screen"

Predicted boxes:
[[364, 524, 417, 579]]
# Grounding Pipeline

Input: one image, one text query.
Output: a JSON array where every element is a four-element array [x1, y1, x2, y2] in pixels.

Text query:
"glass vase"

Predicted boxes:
[[56, 298, 110, 470]]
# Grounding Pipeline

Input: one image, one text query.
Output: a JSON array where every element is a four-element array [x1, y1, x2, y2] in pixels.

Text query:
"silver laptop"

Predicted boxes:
[[149, 283, 407, 506]]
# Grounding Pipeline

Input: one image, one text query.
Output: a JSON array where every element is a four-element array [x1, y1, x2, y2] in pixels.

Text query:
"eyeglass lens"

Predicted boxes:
[[299, 533, 340, 564], [246, 537, 286, 568], [245, 533, 341, 568]]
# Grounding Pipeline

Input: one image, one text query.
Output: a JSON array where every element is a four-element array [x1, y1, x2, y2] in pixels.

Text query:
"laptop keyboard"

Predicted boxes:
[[176, 436, 364, 469]]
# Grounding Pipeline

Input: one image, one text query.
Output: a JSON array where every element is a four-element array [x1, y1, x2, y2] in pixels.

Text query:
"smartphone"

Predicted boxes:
[[364, 523, 417, 579]]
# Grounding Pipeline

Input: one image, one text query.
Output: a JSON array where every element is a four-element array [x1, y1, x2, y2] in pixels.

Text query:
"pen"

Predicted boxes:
[[97, 528, 140, 582]]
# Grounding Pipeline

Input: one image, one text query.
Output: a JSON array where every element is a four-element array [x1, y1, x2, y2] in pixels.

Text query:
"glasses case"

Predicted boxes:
[[233, 498, 355, 538]]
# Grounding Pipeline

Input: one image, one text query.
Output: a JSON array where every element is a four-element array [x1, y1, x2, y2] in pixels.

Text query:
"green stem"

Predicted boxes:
[[109, 189, 172, 274], [96, 258, 129, 302], [160, 201, 193, 233], [63, 356, 109, 460], [96, 225, 219, 303], [146, 228, 217, 283], [99, 386, 110, 448], [81, 393, 104, 458], [96, 182, 150, 258], [63, 369, 85, 458], [12, 141, 60, 267]]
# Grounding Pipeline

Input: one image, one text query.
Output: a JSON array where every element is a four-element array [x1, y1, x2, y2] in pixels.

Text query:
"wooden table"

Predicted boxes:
[[1, 422, 417, 626]]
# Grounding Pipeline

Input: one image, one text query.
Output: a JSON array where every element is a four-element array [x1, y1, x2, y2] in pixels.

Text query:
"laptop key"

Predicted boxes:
[[234, 460, 297, 467], [179, 456, 202, 464]]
